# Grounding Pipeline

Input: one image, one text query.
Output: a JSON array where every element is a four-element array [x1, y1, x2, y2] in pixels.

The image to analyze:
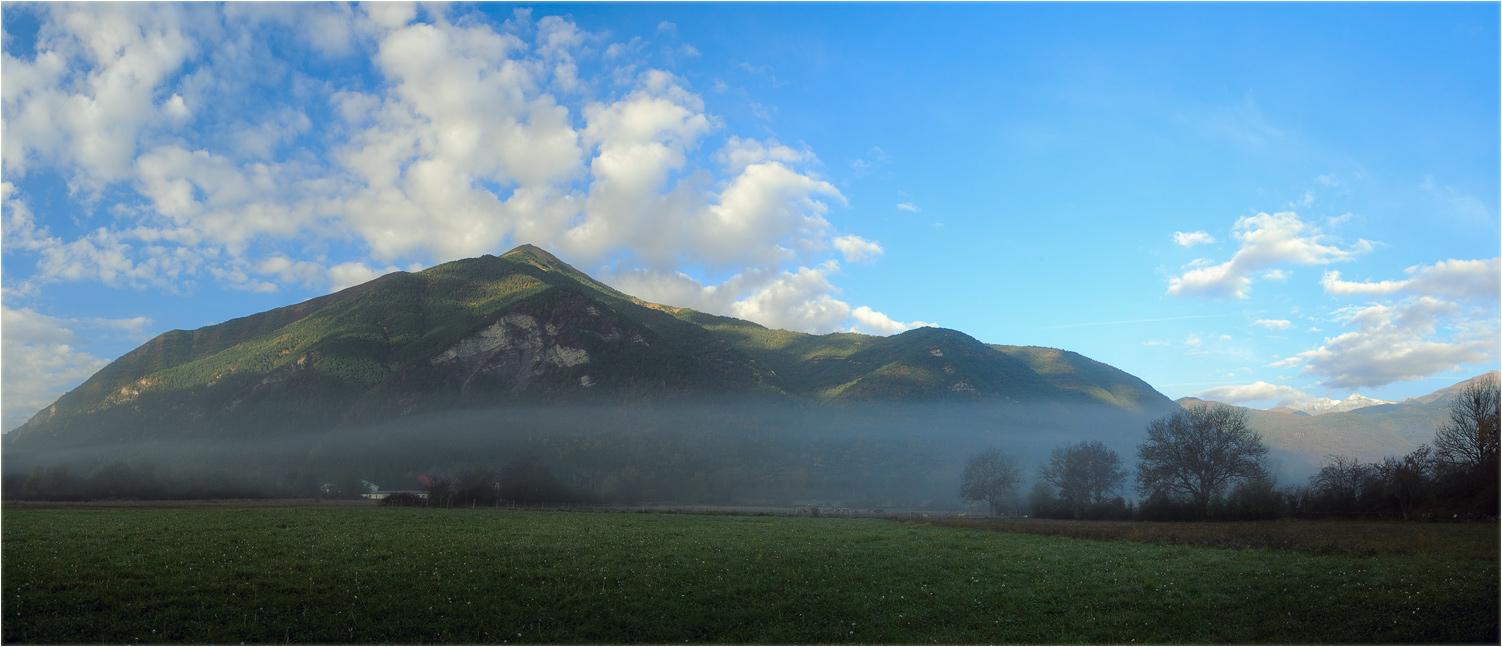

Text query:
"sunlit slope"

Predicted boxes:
[[990, 345, 1175, 412]]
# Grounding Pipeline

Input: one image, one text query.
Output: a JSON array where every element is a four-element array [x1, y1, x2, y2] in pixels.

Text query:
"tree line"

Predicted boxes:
[[960, 376, 1499, 521], [381, 456, 596, 507]]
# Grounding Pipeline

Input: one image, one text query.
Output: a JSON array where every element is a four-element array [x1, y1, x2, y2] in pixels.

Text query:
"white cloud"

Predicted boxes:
[[1143, 340, 1170, 346], [605, 262, 918, 336], [896, 202, 919, 213], [3, 184, 208, 293], [1320, 258, 1500, 304], [1172, 230, 1215, 247], [833, 235, 883, 263], [690, 161, 844, 268], [163, 93, 191, 122], [1194, 381, 1312, 406], [1292, 297, 1497, 390], [1184, 334, 1202, 348], [1252, 319, 1292, 330], [727, 262, 850, 334], [134, 145, 326, 253], [4, 6, 894, 339], [1261, 269, 1289, 281], [1, 306, 154, 431], [1167, 211, 1373, 299], [1, 3, 197, 189], [716, 136, 813, 173], [257, 255, 327, 288], [850, 306, 910, 335]]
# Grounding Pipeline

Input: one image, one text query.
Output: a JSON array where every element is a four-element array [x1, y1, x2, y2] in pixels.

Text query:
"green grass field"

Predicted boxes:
[[3, 507, 1496, 644]]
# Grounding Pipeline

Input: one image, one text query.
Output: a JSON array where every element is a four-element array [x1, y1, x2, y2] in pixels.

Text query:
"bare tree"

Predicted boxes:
[[1037, 440, 1126, 512], [1312, 454, 1376, 513], [1136, 405, 1268, 509], [1315, 455, 1370, 500], [1433, 375, 1500, 471], [958, 448, 1023, 516], [1378, 444, 1438, 521]]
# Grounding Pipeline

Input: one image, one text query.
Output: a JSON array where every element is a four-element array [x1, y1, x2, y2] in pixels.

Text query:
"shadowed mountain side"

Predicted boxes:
[[6, 244, 1180, 497]]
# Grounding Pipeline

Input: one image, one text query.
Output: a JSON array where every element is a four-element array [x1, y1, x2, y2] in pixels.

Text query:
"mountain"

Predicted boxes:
[[1403, 371, 1500, 405], [1278, 393, 1396, 416], [9, 245, 1175, 445], [1180, 374, 1496, 479], [10, 246, 783, 444]]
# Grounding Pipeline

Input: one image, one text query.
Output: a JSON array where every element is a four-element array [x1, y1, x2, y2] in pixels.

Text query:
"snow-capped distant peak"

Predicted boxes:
[[1281, 393, 1396, 416]]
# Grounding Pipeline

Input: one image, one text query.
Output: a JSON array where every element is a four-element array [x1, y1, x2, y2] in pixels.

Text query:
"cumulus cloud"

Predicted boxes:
[[1167, 211, 1373, 299], [4, 5, 912, 343], [1173, 230, 1215, 247], [1194, 381, 1312, 406], [1293, 257, 1500, 389], [1292, 297, 1497, 390], [1321, 258, 1500, 304], [833, 235, 883, 263], [1, 3, 197, 188], [850, 306, 913, 335], [605, 262, 919, 336], [1252, 319, 1292, 330], [0, 306, 155, 431], [726, 262, 851, 334], [896, 202, 919, 213], [717, 136, 812, 173]]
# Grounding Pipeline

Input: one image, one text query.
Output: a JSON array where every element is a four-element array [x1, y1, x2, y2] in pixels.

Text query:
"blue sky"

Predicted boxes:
[[3, 2, 1498, 431]]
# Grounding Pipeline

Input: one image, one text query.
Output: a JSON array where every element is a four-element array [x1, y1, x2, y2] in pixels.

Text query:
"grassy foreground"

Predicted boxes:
[[2, 507, 1497, 644]]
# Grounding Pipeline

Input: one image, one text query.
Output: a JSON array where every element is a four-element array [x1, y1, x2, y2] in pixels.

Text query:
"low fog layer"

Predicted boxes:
[[3, 399, 1199, 507]]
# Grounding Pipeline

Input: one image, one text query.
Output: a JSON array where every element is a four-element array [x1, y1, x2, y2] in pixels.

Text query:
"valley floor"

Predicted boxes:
[[2, 507, 1496, 644]]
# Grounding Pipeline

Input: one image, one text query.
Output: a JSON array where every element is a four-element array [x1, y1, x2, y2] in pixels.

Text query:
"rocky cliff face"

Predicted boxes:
[[431, 310, 652, 392]]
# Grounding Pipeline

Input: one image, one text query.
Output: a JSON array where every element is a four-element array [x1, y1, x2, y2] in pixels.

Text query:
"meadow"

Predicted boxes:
[[3, 506, 1496, 644]]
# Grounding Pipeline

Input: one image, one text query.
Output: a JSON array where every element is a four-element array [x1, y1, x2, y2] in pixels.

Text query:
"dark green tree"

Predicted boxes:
[[1037, 440, 1126, 515], [958, 448, 1023, 516]]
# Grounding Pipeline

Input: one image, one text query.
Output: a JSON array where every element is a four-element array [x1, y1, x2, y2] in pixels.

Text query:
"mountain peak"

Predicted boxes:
[[501, 244, 570, 272]]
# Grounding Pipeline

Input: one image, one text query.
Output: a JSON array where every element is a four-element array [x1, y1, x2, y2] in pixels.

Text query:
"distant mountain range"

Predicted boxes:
[[1270, 393, 1395, 416], [1179, 371, 1499, 479]]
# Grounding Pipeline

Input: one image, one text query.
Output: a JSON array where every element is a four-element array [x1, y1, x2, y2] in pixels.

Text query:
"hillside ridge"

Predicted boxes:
[[8, 245, 1175, 447]]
